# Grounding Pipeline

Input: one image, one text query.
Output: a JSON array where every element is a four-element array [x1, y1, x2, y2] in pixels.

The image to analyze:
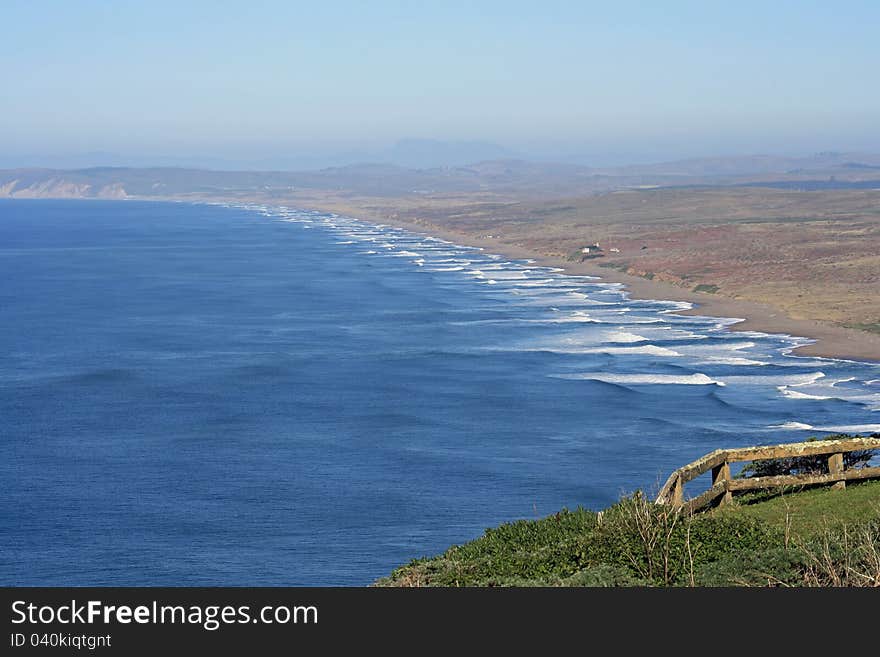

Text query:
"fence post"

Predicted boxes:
[[672, 475, 684, 508], [712, 461, 733, 505], [828, 452, 845, 490]]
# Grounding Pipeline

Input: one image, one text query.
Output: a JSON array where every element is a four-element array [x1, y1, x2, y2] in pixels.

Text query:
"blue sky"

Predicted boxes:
[[2, 0, 879, 165]]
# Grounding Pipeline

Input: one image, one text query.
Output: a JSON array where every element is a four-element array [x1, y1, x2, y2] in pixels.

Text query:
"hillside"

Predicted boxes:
[[2, 151, 880, 201], [377, 479, 880, 587]]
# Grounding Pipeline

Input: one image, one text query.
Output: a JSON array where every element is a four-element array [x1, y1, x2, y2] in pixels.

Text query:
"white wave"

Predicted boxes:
[[605, 331, 648, 344], [789, 372, 827, 386], [815, 424, 880, 433], [708, 317, 745, 328], [685, 341, 757, 354], [770, 421, 815, 430], [718, 371, 826, 387], [567, 345, 683, 357], [499, 337, 633, 355], [617, 317, 666, 324], [778, 387, 831, 400], [511, 279, 556, 287], [524, 311, 601, 324], [425, 266, 464, 272], [659, 301, 695, 312], [510, 289, 582, 299], [473, 269, 530, 280], [532, 315, 602, 324], [451, 314, 604, 328], [699, 357, 770, 366], [559, 372, 725, 386], [771, 421, 880, 432], [648, 328, 708, 341]]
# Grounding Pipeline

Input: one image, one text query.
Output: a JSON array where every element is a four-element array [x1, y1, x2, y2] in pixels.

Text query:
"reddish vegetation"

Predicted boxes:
[[300, 187, 880, 358]]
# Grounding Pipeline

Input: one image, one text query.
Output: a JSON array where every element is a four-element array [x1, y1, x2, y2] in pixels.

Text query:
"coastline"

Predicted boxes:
[[313, 209, 880, 363], [11, 194, 880, 363]]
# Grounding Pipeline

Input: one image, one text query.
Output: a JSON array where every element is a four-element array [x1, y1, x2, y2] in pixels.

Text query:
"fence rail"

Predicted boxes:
[[655, 436, 880, 513]]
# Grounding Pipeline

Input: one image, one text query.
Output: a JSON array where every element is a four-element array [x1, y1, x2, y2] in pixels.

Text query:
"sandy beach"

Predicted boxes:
[[116, 192, 880, 364], [309, 209, 880, 363]]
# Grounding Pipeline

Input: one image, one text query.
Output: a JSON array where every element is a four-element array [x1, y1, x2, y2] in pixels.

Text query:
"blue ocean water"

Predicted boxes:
[[1, 199, 879, 585]]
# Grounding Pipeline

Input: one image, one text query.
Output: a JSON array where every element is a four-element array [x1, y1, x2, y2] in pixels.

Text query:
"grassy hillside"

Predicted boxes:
[[377, 480, 880, 587]]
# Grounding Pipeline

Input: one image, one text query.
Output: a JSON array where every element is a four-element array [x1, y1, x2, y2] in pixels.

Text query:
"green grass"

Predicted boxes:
[[693, 283, 720, 294], [725, 480, 880, 537], [377, 481, 880, 587], [844, 322, 880, 335]]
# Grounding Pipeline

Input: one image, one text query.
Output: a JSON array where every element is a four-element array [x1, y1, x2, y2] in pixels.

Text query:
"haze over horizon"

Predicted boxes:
[[3, 1, 879, 169]]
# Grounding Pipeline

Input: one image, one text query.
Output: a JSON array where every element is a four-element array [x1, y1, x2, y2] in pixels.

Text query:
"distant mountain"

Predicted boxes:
[[0, 161, 610, 200], [599, 152, 880, 177], [0, 164, 489, 199], [0, 139, 518, 173], [2, 150, 879, 201], [380, 139, 515, 169], [8, 147, 879, 177]]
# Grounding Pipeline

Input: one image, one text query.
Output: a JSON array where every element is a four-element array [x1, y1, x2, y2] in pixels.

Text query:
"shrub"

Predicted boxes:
[[579, 492, 780, 586], [383, 508, 597, 586], [560, 564, 648, 587], [693, 547, 808, 586], [378, 481, 880, 587], [796, 518, 880, 586]]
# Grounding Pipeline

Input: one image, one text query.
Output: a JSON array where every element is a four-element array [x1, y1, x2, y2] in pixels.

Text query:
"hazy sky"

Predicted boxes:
[[2, 0, 879, 165]]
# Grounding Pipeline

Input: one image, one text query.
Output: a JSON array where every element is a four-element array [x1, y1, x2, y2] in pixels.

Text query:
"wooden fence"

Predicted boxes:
[[655, 436, 880, 514]]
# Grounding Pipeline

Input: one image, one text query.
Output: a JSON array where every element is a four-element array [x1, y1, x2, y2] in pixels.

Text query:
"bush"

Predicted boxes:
[[579, 492, 780, 585], [693, 547, 808, 587], [560, 564, 648, 587], [381, 508, 597, 586], [796, 518, 880, 586], [378, 481, 880, 587]]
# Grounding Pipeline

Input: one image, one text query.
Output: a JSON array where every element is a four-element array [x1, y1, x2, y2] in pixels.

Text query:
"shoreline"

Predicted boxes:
[[9, 194, 880, 363], [319, 210, 880, 363]]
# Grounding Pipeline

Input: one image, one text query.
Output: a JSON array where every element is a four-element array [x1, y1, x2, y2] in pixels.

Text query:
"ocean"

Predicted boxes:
[[1, 199, 879, 585]]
